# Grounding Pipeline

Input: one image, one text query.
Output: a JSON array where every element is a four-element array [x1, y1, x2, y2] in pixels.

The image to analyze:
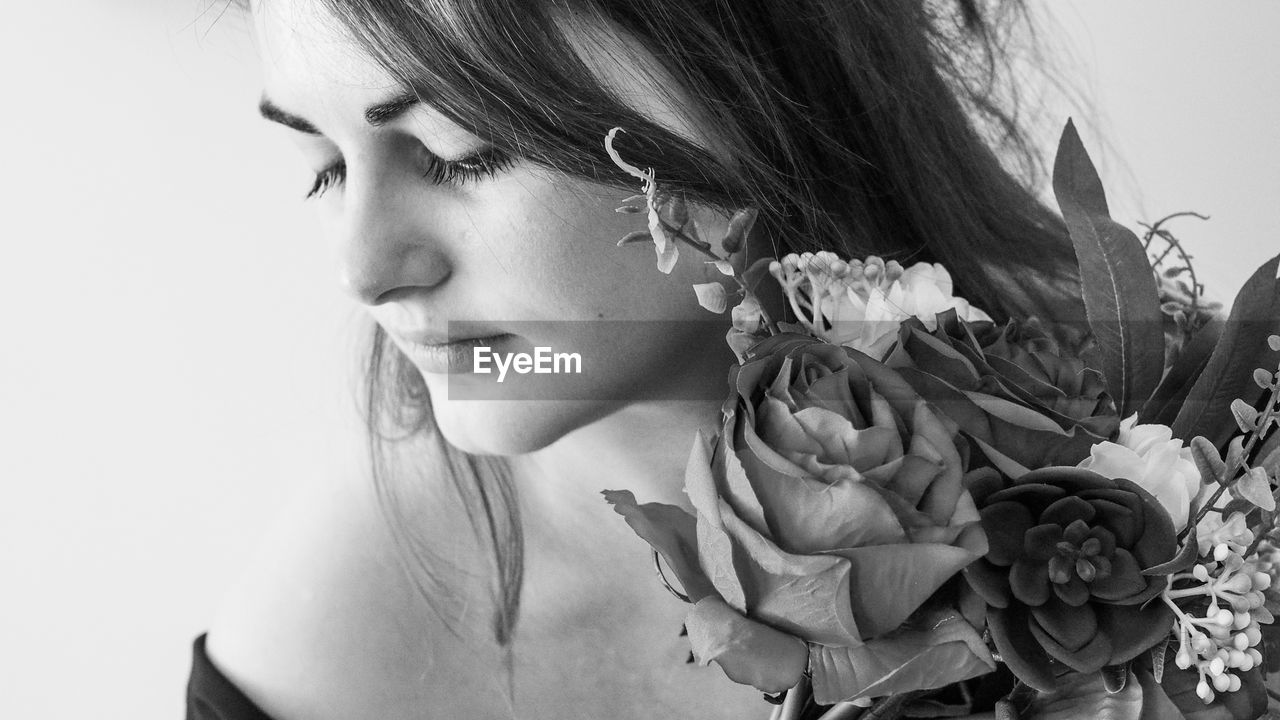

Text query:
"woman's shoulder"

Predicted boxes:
[[200, 467, 511, 720]]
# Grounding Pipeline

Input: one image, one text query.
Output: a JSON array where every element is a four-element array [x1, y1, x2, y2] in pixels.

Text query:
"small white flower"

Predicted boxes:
[[770, 253, 991, 359], [605, 127, 679, 273], [1078, 414, 1204, 531]]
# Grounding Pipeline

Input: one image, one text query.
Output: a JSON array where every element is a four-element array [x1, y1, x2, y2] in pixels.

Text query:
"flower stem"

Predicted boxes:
[[657, 217, 781, 336], [1183, 382, 1280, 538], [861, 691, 924, 720], [776, 676, 811, 720], [814, 702, 865, 720]]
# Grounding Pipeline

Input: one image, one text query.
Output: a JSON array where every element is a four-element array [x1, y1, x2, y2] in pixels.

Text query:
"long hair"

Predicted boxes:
[[244, 0, 1084, 647]]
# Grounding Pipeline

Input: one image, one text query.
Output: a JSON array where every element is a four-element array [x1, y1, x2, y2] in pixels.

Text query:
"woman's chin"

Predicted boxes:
[[428, 396, 615, 456]]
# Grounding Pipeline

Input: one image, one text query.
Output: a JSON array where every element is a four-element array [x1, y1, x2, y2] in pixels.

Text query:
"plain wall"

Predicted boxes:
[[1, 2, 1277, 717]]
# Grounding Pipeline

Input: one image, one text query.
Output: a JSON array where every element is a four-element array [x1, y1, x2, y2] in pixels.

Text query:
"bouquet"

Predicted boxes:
[[599, 120, 1280, 719]]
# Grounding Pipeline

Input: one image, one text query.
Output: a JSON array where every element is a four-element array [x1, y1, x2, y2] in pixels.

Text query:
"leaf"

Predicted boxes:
[[1171, 255, 1280, 447], [1140, 313, 1225, 426], [806, 611, 995, 705], [616, 229, 652, 246], [1230, 399, 1260, 433], [1255, 433, 1280, 477], [1236, 466, 1275, 511], [1142, 528, 1199, 576], [1023, 668, 1144, 720], [1052, 119, 1165, 418], [1253, 368, 1274, 390], [721, 207, 759, 255], [1226, 435, 1246, 471], [692, 282, 727, 313], [707, 259, 735, 276], [1189, 436, 1227, 484]]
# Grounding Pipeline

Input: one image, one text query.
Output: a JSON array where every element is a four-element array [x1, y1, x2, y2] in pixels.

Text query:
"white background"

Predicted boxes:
[[1, 2, 1277, 717]]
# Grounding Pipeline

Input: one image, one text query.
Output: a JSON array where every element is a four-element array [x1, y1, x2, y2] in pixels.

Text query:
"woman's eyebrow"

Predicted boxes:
[[257, 92, 422, 134], [258, 97, 319, 135]]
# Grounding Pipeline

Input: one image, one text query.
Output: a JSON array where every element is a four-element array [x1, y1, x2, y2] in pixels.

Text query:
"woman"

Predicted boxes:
[[188, 0, 1091, 718]]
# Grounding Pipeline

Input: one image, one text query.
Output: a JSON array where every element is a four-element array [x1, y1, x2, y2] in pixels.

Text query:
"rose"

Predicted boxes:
[[1078, 414, 1205, 532], [605, 333, 993, 705], [884, 310, 1121, 470], [962, 466, 1177, 692]]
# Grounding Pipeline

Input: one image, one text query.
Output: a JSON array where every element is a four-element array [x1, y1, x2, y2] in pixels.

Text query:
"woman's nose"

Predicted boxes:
[[334, 165, 451, 306]]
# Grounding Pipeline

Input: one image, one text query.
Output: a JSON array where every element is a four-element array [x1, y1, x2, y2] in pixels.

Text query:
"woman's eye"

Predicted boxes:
[[422, 146, 517, 187], [305, 160, 346, 200], [303, 147, 516, 201]]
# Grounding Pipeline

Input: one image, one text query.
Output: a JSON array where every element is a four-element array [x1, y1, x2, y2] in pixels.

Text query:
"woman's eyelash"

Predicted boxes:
[[303, 147, 516, 201], [305, 161, 345, 200], [423, 147, 517, 186]]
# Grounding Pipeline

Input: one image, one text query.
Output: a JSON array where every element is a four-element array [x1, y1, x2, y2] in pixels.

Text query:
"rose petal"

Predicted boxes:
[[602, 489, 717, 602], [685, 595, 808, 693], [736, 423, 909, 552], [807, 611, 995, 705], [797, 368, 864, 420], [792, 406, 901, 471], [683, 432, 748, 610], [712, 416, 770, 537], [757, 395, 825, 457], [715, 501, 863, 645], [824, 543, 985, 637]]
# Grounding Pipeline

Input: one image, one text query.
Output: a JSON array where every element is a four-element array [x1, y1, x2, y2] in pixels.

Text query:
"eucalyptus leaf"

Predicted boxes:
[[1255, 434, 1280, 478], [1235, 466, 1275, 511], [1051, 119, 1165, 419], [1230, 399, 1260, 433], [1226, 436, 1246, 472], [1252, 368, 1273, 390], [1189, 436, 1226, 484], [1171, 255, 1280, 447], [693, 282, 728, 313]]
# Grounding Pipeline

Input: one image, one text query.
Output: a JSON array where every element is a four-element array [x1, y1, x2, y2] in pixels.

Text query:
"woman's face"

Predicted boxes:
[[253, 0, 739, 454]]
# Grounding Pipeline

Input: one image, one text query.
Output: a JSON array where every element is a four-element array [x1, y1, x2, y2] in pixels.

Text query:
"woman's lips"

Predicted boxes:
[[401, 333, 516, 375]]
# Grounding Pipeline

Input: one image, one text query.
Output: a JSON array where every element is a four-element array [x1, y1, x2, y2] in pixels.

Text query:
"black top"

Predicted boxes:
[[186, 633, 276, 720]]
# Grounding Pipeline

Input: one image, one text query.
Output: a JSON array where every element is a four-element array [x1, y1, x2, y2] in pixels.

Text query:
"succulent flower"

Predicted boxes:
[[963, 466, 1177, 691]]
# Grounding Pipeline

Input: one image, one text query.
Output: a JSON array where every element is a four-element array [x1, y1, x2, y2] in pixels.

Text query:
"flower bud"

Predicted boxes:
[[1213, 672, 1232, 692]]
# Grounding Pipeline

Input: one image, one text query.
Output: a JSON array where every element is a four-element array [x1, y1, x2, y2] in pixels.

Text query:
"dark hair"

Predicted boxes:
[[239, 0, 1083, 647]]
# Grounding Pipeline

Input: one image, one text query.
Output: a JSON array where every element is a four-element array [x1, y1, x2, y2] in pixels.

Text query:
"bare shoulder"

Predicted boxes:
[[204, 466, 510, 720]]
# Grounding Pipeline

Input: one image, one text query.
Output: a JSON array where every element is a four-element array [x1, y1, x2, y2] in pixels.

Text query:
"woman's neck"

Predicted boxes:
[[511, 399, 723, 524]]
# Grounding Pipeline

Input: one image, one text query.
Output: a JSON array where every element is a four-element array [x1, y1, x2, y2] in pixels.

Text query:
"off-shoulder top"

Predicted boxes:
[[186, 633, 275, 720]]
